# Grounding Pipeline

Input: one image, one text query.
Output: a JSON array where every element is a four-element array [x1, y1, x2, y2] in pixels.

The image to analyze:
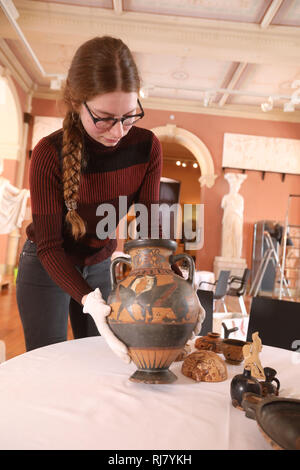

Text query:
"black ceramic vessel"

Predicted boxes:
[[260, 367, 280, 397], [107, 239, 204, 384], [230, 368, 262, 410]]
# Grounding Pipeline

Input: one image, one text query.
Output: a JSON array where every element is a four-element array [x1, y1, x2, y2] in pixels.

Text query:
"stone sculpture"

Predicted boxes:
[[221, 173, 247, 259]]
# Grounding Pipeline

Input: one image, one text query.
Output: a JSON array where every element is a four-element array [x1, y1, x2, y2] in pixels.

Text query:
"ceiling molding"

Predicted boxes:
[[143, 96, 300, 123], [0, 38, 33, 92], [1, 1, 299, 66], [31, 90, 300, 123], [1, 1, 299, 121], [33, 86, 61, 101]]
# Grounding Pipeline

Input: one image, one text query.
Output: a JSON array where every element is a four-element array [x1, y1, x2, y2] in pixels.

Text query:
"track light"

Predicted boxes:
[[50, 75, 64, 90], [203, 91, 212, 107], [261, 96, 274, 112], [139, 85, 155, 99], [283, 101, 295, 112], [290, 81, 300, 105], [283, 80, 300, 112], [139, 87, 148, 99]]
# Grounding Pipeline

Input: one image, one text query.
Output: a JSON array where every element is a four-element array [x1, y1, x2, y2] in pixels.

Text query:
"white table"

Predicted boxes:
[[0, 337, 299, 450]]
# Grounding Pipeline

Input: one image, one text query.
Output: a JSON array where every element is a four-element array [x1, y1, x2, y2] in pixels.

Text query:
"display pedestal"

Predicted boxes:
[[214, 256, 247, 280]]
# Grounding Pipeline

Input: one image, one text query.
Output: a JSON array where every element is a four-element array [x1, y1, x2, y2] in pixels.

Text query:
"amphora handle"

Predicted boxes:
[[169, 253, 195, 284], [110, 256, 132, 290]]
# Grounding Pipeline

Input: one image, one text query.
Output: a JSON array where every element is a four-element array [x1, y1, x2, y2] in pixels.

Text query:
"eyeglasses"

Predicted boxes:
[[84, 99, 144, 131]]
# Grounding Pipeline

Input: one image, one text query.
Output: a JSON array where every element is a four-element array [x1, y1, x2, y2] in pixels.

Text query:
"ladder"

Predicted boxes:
[[279, 194, 300, 300], [249, 231, 291, 298]]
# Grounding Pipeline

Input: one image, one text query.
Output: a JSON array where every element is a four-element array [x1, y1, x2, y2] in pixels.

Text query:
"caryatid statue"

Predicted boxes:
[[221, 173, 247, 259]]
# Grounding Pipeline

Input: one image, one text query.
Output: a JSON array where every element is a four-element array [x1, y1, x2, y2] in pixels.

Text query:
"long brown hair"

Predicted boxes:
[[62, 36, 141, 239]]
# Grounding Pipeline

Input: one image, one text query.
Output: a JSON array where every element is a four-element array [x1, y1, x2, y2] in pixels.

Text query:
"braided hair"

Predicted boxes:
[[62, 36, 140, 239]]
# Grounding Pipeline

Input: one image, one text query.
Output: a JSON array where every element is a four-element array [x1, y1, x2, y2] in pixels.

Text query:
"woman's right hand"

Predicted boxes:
[[82, 288, 131, 364]]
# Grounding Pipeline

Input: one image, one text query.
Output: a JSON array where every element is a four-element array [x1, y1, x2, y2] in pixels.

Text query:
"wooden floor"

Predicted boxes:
[[0, 283, 26, 360], [0, 281, 73, 361]]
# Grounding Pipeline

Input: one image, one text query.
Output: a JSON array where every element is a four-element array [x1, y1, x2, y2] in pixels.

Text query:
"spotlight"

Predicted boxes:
[[193, 163, 198, 168], [203, 91, 211, 107], [182, 162, 187, 167], [139, 85, 154, 99], [50, 77, 63, 90], [139, 87, 148, 99], [176, 161, 181, 166], [261, 96, 273, 112], [284, 101, 295, 112]]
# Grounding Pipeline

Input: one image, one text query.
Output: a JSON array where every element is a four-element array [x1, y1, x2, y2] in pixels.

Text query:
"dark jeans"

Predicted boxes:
[[16, 239, 112, 352]]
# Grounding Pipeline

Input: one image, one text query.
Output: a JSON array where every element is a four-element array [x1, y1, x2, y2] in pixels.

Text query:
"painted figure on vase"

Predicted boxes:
[[221, 172, 247, 259]]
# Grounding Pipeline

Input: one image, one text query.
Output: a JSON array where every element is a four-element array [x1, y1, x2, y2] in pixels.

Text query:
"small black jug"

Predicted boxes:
[[260, 367, 280, 397], [230, 368, 262, 410]]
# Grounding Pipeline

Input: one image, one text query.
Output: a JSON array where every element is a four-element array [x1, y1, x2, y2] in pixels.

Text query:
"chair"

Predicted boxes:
[[226, 268, 251, 316], [246, 296, 300, 350], [199, 270, 230, 313]]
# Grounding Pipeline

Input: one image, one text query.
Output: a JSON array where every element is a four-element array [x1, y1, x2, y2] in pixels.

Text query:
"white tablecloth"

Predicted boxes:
[[0, 337, 299, 450]]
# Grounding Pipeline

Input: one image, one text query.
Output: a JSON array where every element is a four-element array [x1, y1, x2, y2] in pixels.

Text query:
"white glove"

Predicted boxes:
[[83, 288, 131, 364]]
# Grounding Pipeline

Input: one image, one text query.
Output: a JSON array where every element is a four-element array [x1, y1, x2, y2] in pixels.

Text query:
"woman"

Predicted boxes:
[[16, 36, 162, 356]]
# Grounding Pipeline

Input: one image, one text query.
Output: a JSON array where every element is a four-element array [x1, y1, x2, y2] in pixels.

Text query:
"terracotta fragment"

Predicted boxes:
[[181, 350, 228, 382]]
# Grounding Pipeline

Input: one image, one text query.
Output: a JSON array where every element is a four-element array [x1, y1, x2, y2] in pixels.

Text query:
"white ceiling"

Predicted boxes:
[[1, 0, 300, 121]]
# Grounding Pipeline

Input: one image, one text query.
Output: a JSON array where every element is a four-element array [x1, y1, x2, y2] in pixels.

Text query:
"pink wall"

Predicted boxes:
[[139, 109, 300, 271], [31, 98, 65, 118], [26, 98, 300, 272], [12, 76, 28, 117]]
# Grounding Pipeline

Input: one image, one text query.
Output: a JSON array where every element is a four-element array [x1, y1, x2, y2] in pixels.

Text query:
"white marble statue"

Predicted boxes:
[[221, 173, 247, 259], [0, 158, 30, 234]]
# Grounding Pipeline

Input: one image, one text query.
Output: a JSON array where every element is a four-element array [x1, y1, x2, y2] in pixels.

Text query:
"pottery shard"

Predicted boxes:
[[181, 351, 228, 382], [194, 334, 222, 353]]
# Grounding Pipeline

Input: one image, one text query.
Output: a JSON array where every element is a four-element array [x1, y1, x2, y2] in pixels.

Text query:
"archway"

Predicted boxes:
[[0, 72, 24, 274], [151, 124, 217, 188], [0, 74, 22, 162]]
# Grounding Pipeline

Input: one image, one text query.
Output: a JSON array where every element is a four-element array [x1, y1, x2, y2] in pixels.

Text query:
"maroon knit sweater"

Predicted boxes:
[[26, 125, 162, 304]]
